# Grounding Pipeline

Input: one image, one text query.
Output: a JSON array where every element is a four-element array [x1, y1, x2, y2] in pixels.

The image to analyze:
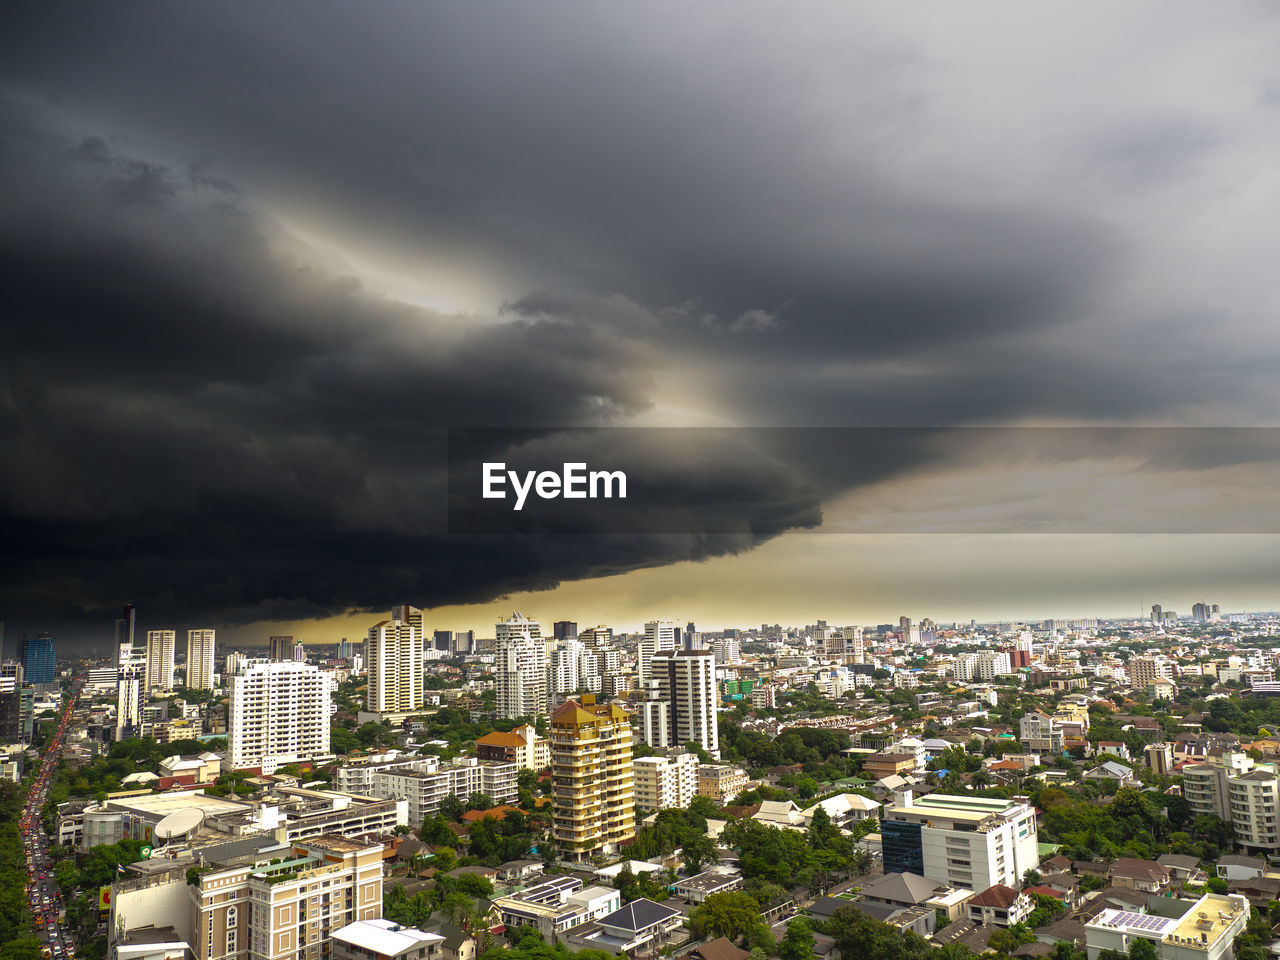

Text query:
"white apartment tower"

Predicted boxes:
[[115, 642, 146, 739], [366, 614, 424, 715], [640, 649, 719, 758], [632, 752, 700, 812], [229, 660, 332, 772], [639, 620, 681, 683], [548, 637, 583, 695], [495, 612, 548, 719], [144, 629, 176, 692], [186, 629, 216, 690]]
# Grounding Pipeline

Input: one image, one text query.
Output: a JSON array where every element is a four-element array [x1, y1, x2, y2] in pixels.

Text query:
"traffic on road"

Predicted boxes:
[[21, 695, 77, 960]]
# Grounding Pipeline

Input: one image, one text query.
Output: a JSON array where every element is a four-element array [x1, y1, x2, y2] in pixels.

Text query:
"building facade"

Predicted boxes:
[[632, 753, 699, 812], [550, 695, 635, 860], [228, 661, 332, 772], [881, 791, 1039, 893], [146, 630, 177, 693], [640, 649, 719, 759], [495, 614, 548, 720], [187, 629, 217, 691], [366, 616, 424, 716]]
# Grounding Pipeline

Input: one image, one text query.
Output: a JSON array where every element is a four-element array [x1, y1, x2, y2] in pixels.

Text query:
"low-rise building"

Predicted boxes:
[[696, 765, 748, 805], [332, 920, 445, 960], [1084, 894, 1248, 960], [966, 884, 1032, 927]]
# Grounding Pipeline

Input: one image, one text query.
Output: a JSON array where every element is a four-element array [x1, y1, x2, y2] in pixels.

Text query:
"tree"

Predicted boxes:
[[689, 892, 775, 950], [440, 794, 465, 821], [1129, 939, 1158, 960], [778, 918, 816, 960], [466, 792, 493, 812]]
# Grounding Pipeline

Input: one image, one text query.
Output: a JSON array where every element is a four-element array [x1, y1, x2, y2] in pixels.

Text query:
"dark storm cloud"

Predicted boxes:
[[0, 108, 827, 633], [3, 2, 1280, 636]]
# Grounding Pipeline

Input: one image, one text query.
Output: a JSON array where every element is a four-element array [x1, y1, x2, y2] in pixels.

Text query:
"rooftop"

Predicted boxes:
[[332, 919, 445, 956]]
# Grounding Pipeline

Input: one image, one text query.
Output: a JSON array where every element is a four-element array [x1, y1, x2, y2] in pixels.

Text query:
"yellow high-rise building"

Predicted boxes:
[[550, 694, 635, 860]]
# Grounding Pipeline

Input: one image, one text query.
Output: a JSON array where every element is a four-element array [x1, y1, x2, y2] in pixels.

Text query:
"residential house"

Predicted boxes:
[[967, 885, 1033, 927], [1107, 858, 1171, 893]]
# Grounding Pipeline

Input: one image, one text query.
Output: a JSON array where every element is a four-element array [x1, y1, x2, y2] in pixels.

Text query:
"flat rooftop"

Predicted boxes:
[[1168, 895, 1247, 946], [105, 790, 250, 818]]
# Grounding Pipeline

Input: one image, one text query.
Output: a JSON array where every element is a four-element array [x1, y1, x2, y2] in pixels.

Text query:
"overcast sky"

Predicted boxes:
[[3, 3, 1280, 650]]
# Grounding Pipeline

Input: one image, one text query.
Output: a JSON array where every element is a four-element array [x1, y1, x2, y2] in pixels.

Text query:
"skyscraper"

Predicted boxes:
[[553, 621, 578, 641], [367, 614, 423, 715], [23, 632, 56, 684], [228, 660, 332, 772], [550, 694, 635, 860], [116, 643, 145, 739], [548, 637, 584, 694], [268, 635, 296, 661], [144, 629, 176, 692], [114, 605, 135, 666], [640, 648, 720, 758], [186, 628, 216, 690], [495, 612, 547, 719], [639, 620, 681, 683]]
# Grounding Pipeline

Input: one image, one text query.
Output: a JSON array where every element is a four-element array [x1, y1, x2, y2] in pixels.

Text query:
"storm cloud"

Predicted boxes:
[[3, 3, 1280, 638]]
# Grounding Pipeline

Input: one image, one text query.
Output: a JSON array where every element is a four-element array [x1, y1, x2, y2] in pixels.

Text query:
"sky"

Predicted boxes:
[[3, 3, 1280, 651]]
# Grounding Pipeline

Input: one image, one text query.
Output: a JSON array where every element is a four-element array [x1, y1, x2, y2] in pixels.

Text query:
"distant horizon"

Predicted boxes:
[[18, 596, 1280, 659]]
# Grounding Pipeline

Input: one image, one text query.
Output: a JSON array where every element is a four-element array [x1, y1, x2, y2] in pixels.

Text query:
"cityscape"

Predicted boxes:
[[4, 605, 1280, 960], [5, 7, 1280, 960]]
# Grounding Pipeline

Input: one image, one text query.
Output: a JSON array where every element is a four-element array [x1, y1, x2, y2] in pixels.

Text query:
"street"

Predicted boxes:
[[21, 694, 77, 960]]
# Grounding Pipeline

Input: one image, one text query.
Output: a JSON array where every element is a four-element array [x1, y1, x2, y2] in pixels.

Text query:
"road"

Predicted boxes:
[[21, 693, 77, 960]]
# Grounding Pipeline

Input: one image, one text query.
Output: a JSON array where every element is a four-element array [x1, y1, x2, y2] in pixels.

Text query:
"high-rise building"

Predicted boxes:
[[1127, 656, 1173, 690], [23, 632, 56, 684], [228, 660, 332, 772], [451, 630, 476, 655], [553, 621, 578, 641], [0, 660, 23, 694], [640, 649, 719, 758], [186, 629, 216, 690], [294, 640, 306, 662], [116, 643, 146, 739], [1182, 753, 1280, 853], [367, 615, 424, 715], [268, 635, 296, 661], [144, 629, 176, 692], [432, 630, 452, 652], [899, 616, 920, 645], [495, 613, 547, 719], [113, 605, 135, 666], [578, 625, 612, 649], [548, 637, 583, 695], [550, 694, 635, 860], [639, 620, 681, 683]]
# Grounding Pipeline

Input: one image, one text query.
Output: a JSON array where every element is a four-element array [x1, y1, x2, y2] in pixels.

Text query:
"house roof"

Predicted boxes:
[[475, 731, 529, 748], [1218, 854, 1265, 869], [684, 938, 752, 960], [1109, 858, 1169, 883], [1039, 918, 1087, 944], [599, 898, 681, 932], [461, 805, 521, 823], [969, 884, 1021, 908], [1156, 854, 1201, 869], [861, 871, 947, 906]]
